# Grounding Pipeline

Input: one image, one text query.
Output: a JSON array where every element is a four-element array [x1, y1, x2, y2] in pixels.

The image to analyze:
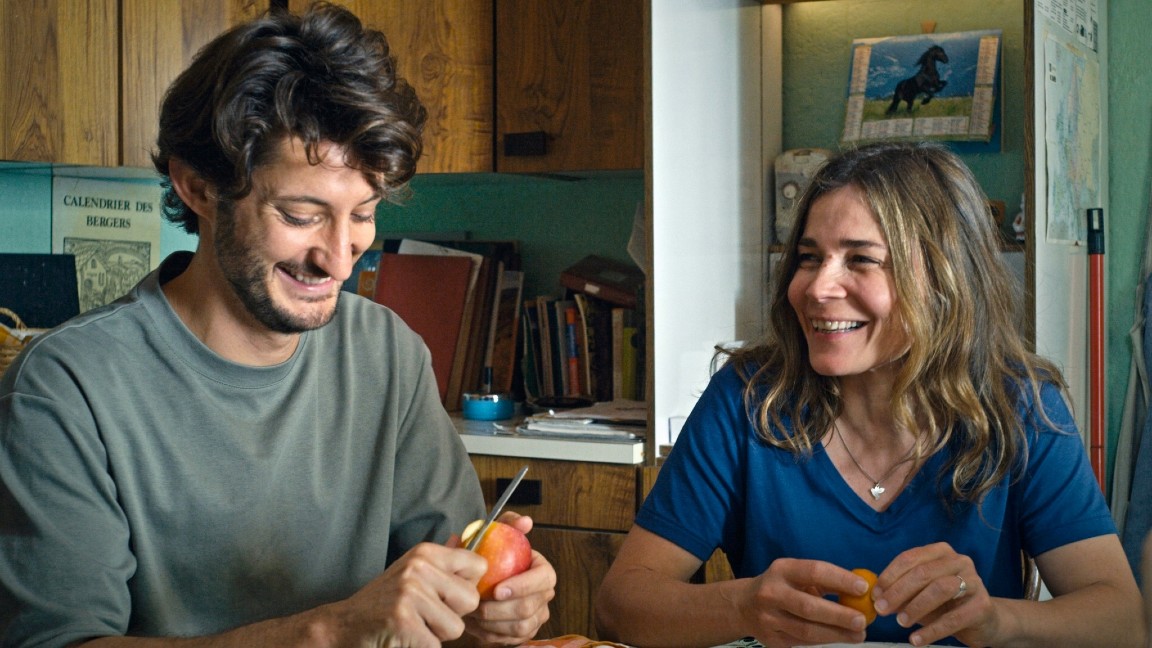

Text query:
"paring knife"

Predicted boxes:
[[466, 464, 529, 551]]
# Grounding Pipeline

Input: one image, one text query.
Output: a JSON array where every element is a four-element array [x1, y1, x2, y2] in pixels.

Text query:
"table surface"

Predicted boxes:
[[709, 636, 935, 641]]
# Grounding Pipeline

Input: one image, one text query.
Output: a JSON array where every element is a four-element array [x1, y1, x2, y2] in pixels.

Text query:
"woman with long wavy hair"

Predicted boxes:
[[596, 141, 1143, 647]]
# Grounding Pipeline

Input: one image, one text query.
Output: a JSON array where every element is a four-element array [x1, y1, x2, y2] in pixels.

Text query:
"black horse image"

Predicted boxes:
[[886, 45, 949, 114]]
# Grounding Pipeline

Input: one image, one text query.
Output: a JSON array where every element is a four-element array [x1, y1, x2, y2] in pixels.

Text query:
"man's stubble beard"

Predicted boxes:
[[213, 202, 338, 334]]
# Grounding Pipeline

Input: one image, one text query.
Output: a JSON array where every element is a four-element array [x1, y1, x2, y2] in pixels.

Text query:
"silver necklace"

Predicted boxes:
[[834, 422, 915, 500]]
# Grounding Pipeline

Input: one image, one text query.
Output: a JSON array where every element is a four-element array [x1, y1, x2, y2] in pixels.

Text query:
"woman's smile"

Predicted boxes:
[[788, 184, 908, 379]]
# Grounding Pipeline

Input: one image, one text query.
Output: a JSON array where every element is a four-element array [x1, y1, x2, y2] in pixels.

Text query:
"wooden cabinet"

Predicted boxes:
[[2, 0, 642, 172], [1, 0, 119, 166], [469, 455, 639, 640], [528, 528, 628, 638], [0, 0, 262, 167], [311, 1, 495, 173], [120, 1, 265, 168], [318, 0, 643, 174], [494, 0, 644, 173]]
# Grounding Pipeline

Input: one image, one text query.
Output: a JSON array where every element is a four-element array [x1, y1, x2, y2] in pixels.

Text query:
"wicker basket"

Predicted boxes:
[[1, 307, 32, 378]]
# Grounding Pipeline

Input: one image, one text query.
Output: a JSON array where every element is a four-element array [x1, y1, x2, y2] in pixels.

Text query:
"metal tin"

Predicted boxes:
[[462, 392, 515, 421]]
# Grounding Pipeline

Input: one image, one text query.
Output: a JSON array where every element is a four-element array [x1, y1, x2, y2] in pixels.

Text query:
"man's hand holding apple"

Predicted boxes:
[[460, 512, 557, 645], [305, 512, 552, 647]]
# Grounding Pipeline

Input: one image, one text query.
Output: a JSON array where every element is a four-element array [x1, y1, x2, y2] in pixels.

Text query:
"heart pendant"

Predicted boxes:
[[870, 484, 885, 499]]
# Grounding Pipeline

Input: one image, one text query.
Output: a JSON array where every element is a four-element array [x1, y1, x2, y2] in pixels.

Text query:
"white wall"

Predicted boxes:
[[651, 0, 766, 446]]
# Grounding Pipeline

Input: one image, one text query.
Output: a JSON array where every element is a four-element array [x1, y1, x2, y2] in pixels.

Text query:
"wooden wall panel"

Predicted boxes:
[[529, 527, 627, 640], [121, 0, 265, 169], [470, 455, 637, 531], [1, 0, 119, 165], [303, 0, 494, 173], [496, 0, 643, 173]]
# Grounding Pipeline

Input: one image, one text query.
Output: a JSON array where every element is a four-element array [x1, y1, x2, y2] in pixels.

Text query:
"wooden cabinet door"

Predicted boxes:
[[470, 455, 638, 531], [530, 526, 627, 640], [312, 1, 494, 173], [120, 0, 264, 169], [1, 0, 119, 165], [495, 0, 644, 173]]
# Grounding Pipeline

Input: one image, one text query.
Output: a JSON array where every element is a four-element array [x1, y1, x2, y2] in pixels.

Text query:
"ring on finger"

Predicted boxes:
[[952, 574, 968, 600]]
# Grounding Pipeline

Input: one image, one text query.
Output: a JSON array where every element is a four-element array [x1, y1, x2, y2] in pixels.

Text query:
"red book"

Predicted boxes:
[[373, 253, 474, 405]]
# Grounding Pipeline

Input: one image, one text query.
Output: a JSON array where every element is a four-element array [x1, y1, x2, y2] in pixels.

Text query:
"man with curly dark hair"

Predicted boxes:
[[0, 4, 555, 646]]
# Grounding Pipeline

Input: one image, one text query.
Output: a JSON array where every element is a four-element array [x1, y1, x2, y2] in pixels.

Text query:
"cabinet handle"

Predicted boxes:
[[497, 476, 542, 506], [503, 131, 549, 157]]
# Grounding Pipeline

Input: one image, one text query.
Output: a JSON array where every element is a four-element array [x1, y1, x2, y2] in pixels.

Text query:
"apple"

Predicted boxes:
[[461, 519, 533, 599]]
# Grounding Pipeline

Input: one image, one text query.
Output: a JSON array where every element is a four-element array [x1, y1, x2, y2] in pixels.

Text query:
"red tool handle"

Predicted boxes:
[[1089, 253, 1105, 492], [1087, 208, 1105, 493]]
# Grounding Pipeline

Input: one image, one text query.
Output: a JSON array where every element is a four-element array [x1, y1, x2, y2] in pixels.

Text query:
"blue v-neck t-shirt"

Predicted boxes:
[[636, 364, 1115, 644]]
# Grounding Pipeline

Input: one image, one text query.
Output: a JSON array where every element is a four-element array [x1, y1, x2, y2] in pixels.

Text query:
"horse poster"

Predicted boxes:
[[841, 30, 1002, 147]]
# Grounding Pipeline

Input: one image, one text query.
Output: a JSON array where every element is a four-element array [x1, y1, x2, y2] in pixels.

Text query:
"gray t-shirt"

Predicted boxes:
[[0, 252, 485, 646]]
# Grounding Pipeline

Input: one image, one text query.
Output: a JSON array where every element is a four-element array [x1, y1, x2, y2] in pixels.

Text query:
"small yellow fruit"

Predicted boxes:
[[839, 568, 878, 626]]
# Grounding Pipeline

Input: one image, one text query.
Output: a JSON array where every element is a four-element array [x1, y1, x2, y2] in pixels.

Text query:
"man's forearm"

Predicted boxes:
[[73, 605, 334, 648]]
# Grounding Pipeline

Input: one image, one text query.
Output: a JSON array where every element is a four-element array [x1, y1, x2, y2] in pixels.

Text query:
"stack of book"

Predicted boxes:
[[520, 255, 645, 405], [359, 237, 524, 411], [350, 246, 644, 412]]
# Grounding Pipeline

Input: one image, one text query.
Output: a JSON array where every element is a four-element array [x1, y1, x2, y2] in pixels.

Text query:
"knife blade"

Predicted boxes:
[[466, 464, 529, 551]]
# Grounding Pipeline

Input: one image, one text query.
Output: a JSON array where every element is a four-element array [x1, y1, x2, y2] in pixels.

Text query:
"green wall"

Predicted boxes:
[[0, 166, 53, 252], [376, 171, 643, 300], [1107, 0, 1152, 477], [0, 165, 199, 257], [0, 164, 642, 307], [781, 0, 1026, 238]]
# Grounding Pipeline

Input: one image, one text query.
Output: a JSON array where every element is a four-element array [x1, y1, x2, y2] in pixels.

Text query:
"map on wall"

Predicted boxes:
[[1043, 35, 1101, 244], [1036, 0, 1099, 50], [841, 30, 1002, 147], [51, 176, 162, 313]]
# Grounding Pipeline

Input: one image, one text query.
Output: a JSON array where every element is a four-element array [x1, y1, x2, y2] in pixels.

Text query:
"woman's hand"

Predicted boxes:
[[739, 558, 871, 648], [872, 542, 998, 647]]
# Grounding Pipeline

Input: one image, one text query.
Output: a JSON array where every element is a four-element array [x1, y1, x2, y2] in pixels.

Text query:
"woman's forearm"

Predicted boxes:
[[987, 583, 1146, 648], [596, 567, 751, 648]]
